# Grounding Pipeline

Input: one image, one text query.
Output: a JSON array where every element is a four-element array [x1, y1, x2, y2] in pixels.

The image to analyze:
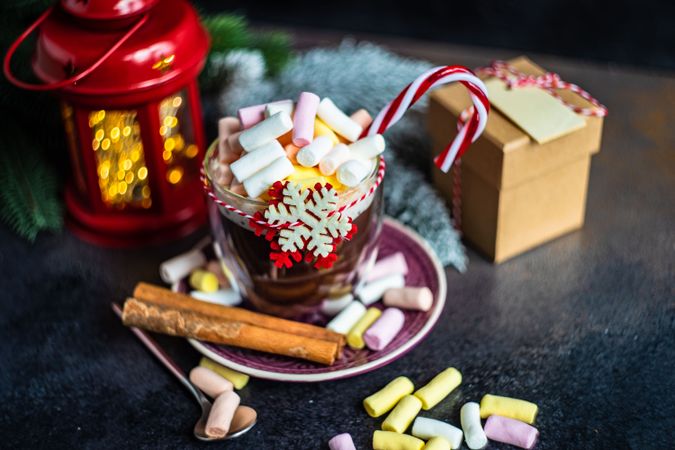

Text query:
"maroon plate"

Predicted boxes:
[[186, 217, 446, 382]]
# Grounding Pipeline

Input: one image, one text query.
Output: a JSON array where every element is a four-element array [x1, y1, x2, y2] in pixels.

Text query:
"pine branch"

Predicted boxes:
[[0, 134, 62, 241], [253, 31, 293, 76]]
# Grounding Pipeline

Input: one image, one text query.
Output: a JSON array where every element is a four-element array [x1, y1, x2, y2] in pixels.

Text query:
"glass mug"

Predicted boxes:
[[203, 141, 384, 318]]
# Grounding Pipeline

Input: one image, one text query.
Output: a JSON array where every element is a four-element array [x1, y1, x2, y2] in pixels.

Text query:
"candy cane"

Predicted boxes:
[[365, 65, 490, 173]]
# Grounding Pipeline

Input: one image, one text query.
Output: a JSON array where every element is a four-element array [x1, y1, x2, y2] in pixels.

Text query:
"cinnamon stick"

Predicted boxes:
[[133, 282, 345, 352], [122, 298, 339, 365]]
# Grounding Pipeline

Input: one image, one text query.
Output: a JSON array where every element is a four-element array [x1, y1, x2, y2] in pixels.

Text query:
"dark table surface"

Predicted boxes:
[[1, 32, 673, 449]]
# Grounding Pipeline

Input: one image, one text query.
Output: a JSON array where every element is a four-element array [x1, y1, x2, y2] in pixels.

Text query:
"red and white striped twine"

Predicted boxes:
[[201, 157, 386, 229], [365, 65, 490, 173]]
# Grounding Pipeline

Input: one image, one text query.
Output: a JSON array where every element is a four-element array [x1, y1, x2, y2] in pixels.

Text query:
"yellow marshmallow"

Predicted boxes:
[[199, 357, 249, 389], [189, 270, 219, 293], [347, 307, 382, 349], [382, 395, 422, 433], [414, 367, 462, 410], [314, 118, 340, 145], [284, 166, 344, 191], [373, 430, 424, 450], [364, 376, 415, 417], [479, 394, 538, 424], [423, 437, 451, 450]]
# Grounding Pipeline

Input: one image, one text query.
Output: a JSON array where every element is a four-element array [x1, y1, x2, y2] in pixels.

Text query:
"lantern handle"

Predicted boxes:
[[3, 7, 149, 91]]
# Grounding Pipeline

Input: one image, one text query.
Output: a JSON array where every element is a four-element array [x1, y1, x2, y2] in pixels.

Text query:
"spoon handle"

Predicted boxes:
[[112, 303, 209, 405]]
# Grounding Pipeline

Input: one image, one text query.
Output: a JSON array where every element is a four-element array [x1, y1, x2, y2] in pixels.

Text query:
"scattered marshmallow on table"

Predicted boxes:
[[412, 417, 463, 449], [383, 287, 433, 312], [414, 367, 462, 410], [382, 394, 422, 433], [350, 108, 373, 129], [357, 273, 406, 306], [159, 248, 206, 284], [317, 98, 363, 142], [265, 99, 294, 118], [480, 394, 538, 424], [189, 366, 233, 398], [364, 307, 405, 351], [243, 156, 294, 198], [321, 293, 354, 316], [337, 159, 370, 187], [346, 307, 382, 349], [314, 118, 340, 145], [190, 289, 241, 306], [292, 92, 320, 146], [326, 300, 366, 334], [349, 134, 386, 160], [484, 415, 539, 449], [367, 252, 409, 282], [189, 270, 219, 293], [422, 437, 451, 450], [460, 402, 488, 449], [199, 357, 249, 389], [319, 143, 350, 176], [373, 430, 424, 450], [363, 376, 415, 417], [328, 432, 356, 450], [296, 136, 334, 167], [230, 141, 286, 181], [238, 111, 293, 151], [205, 390, 240, 438]]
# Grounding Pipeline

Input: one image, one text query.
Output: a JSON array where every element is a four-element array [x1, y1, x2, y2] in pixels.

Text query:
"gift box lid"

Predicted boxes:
[[429, 56, 604, 190]]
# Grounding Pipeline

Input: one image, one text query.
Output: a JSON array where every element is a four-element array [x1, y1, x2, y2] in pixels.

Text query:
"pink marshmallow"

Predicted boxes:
[[205, 391, 241, 438], [383, 287, 433, 312], [226, 131, 245, 155], [293, 92, 320, 146], [238, 100, 292, 129], [189, 367, 233, 398], [366, 252, 409, 282], [237, 104, 266, 129], [218, 117, 241, 139], [484, 415, 539, 449], [328, 433, 356, 450], [363, 308, 405, 351], [350, 108, 373, 129]]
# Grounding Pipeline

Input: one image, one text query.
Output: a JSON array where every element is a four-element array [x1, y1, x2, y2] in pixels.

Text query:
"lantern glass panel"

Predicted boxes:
[[158, 90, 199, 187], [88, 109, 152, 210], [60, 102, 87, 197]]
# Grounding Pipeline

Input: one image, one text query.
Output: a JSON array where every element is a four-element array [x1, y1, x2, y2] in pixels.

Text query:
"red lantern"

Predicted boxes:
[[4, 0, 210, 246]]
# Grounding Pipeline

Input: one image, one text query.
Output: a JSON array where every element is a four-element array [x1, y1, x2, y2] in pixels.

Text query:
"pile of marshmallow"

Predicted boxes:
[[322, 252, 432, 351], [329, 367, 540, 450], [212, 92, 385, 198]]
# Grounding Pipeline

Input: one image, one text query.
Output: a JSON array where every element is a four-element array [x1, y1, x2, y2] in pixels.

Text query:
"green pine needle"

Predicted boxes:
[[202, 14, 253, 53], [253, 31, 293, 76], [0, 138, 62, 241]]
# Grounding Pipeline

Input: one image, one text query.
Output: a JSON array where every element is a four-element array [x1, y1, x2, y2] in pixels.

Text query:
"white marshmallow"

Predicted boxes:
[[265, 99, 294, 118], [296, 136, 334, 167], [243, 156, 294, 198], [460, 402, 488, 449], [190, 289, 242, 307], [412, 417, 464, 450], [230, 140, 285, 182], [357, 273, 406, 306], [325, 300, 366, 334], [349, 134, 386, 159], [159, 249, 206, 284], [319, 143, 350, 176], [336, 159, 371, 188], [317, 98, 363, 142], [320, 293, 355, 317], [238, 112, 293, 151]]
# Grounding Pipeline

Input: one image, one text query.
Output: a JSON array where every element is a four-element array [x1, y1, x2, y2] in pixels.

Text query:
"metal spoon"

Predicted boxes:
[[112, 303, 257, 441]]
